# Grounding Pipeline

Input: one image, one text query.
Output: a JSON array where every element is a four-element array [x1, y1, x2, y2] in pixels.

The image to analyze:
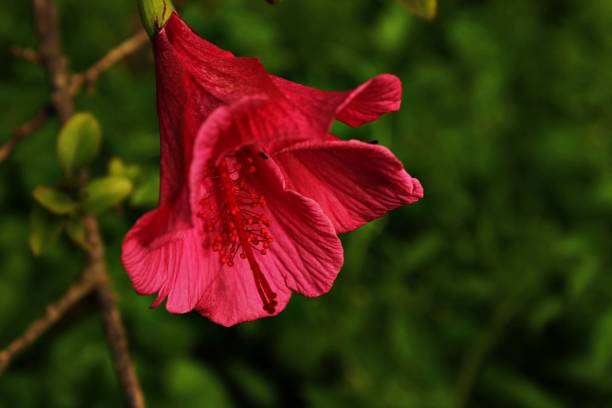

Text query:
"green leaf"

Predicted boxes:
[[65, 217, 91, 250], [108, 158, 125, 177], [81, 176, 133, 215], [57, 112, 102, 177], [398, 0, 437, 20], [32, 186, 78, 215], [29, 207, 63, 256], [108, 158, 141, 181]]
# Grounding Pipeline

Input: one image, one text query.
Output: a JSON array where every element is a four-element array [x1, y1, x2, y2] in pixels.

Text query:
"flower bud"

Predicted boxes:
[[137, 0, 175, 37]]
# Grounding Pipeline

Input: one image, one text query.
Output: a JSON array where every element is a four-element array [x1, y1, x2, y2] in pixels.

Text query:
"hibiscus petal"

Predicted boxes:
[[164, 12, 233, 59], [259, 190, 345, 297], [195, 256, 293, 327], [250, 159, 345, 297], [154, 27, 191, 206], [122, 209, 170, 297], [188, 96, 314, 179], [165, 13, 401, 133], [193, 160, 344, 325], [191, 117, 344, 326], [121, 203, 216, 314], [336, 74, 402, 127], [272, 139, 424, 234], [270, 73, 402, 131], [163, 13, 281, 104]]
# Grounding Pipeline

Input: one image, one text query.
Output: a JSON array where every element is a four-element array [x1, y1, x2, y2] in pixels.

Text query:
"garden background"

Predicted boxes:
[[1, 0, 612, 406]]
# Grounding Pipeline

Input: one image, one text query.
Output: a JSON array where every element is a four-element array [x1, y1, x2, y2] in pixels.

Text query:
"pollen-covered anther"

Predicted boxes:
[[197, 153, 278, 313]]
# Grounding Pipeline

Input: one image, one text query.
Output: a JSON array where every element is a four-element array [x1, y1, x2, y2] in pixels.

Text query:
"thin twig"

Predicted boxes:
[[1, 30, 148, 163], [12, 46, 40, 64], [83, 216, 145, 408], [0, 107, 51, 162], [0, 272, 99, 374], [70, 30, 148, 95], [33, 0, 73, 122]]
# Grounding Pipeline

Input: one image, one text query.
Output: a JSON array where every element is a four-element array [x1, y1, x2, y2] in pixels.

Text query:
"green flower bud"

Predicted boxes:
[[138, 0, 175, 38]]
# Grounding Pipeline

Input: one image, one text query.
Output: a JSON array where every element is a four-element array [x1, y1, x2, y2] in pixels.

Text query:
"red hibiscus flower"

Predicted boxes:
[[122, 12, 423, 326]]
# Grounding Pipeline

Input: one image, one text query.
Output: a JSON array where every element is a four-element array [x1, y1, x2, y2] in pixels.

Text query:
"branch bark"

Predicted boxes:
[[70, 30, 148, 95], [7, 1, 147, 406], [2, 31, 149, 163], [12, 46, 41, 64], [33, 0, 73, 122], [0, 107, 51, 162], [83, 215, 146, 408], [0, 272, 98, 374]]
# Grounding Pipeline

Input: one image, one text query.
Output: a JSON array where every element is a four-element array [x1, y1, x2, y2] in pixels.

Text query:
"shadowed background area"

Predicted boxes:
[[1, 0, 612, 406]]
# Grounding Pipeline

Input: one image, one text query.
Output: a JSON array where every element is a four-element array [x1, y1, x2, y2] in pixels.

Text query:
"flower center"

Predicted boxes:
[[197, 154, 277, 314]]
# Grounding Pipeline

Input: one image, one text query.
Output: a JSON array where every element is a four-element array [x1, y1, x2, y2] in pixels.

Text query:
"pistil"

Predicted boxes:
[[198, 154, 277, 314]]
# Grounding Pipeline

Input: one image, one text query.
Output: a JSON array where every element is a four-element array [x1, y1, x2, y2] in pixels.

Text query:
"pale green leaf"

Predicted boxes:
[[108, 157, 141, 181], [32, 185, 78, 215], [81, 176, 133, 215], [29, 207, 63, 256], [57, 112, 102, 177]]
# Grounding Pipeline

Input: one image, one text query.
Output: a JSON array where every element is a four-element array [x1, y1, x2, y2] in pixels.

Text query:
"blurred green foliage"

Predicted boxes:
[[1, 0, 612, 406], [398, 0, 437, 20]]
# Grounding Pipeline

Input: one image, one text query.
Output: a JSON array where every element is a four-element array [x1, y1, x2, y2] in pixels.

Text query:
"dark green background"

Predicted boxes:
[[1, 0, 612, 406]]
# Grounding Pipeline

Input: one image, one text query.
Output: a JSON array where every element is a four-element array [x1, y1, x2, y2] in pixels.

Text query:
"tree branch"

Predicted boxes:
[[18, 1, 147, 406], [33, 0, 74, 122], [1, 31, 149, 163], [0, 272, 98, 374], [12, 46, 41, 64], [70, 30, 148, 95], [0, 107, 51, 162], [83, 215, 145, 408]]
